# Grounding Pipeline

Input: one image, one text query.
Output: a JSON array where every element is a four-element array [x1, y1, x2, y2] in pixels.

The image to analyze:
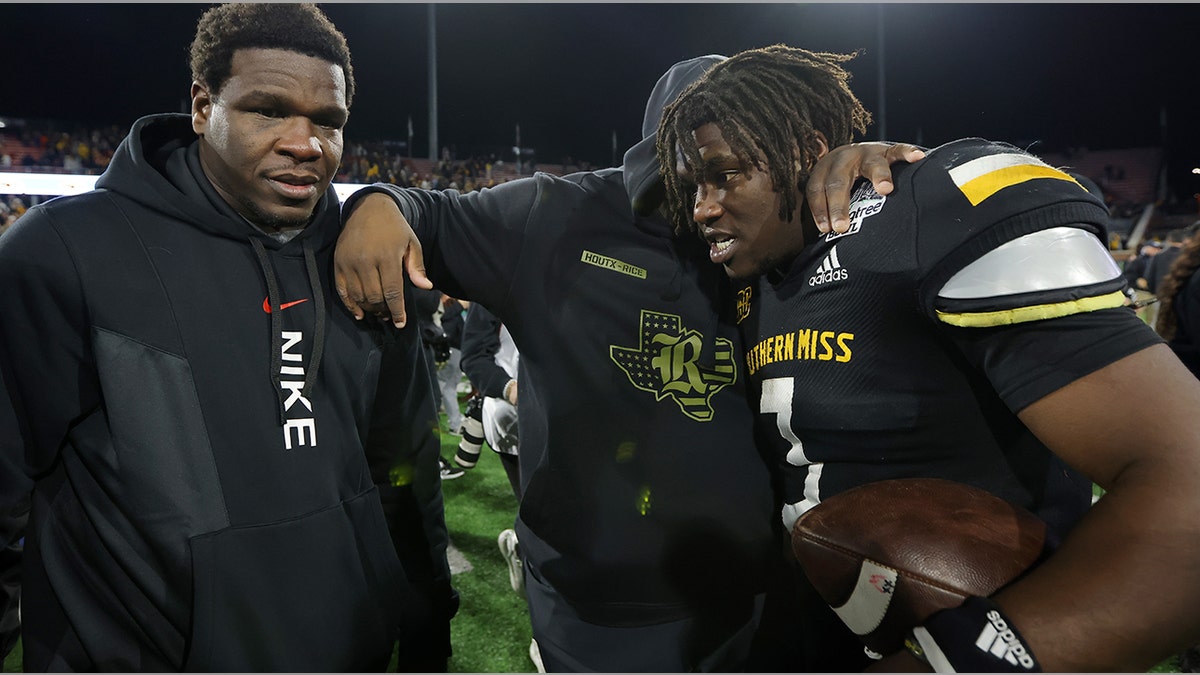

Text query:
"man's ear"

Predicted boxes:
[[191, 81, 212, 136], [794, 132, 831, 174], [814, 131, 829, 159]]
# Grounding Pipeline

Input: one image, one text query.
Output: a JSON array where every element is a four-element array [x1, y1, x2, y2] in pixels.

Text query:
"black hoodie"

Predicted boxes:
[[0, 114, 447, 670], [342, 55, 777, 628]]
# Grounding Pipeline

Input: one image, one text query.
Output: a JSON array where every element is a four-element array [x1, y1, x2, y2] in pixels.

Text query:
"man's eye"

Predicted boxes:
[[253, 108, 283, 119], [714, 170, 740, 187]]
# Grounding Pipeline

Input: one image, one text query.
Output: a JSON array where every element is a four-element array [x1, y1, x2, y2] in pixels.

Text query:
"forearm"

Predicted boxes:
[[992, 467, 1200, 672], [346, 182, 529, 308], [999, 346, 1200, 671]]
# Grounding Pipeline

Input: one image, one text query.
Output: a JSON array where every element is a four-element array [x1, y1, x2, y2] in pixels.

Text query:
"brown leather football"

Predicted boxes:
[[791, 478, 1046, 656]]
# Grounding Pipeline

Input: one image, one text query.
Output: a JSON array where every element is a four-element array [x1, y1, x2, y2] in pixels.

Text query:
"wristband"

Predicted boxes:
[[909, 596, 1040, 672], [503, 379, 517, 404]]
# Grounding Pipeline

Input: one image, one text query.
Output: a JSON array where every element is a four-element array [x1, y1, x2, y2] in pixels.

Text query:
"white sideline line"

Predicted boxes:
[[0, 171, 369, 202]]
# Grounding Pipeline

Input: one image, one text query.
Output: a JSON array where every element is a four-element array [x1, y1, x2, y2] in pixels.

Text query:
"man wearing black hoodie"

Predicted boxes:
[[334, 54, 921, 670], [0, 4, 450, 671]]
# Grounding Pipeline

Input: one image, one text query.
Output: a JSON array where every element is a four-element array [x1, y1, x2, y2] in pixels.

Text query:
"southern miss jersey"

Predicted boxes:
[[735, 138, 1161, 541]]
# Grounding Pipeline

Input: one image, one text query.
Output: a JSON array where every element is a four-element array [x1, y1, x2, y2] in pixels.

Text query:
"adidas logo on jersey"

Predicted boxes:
[[974, 610, 1036, 670], [809, 245, 848, 286]]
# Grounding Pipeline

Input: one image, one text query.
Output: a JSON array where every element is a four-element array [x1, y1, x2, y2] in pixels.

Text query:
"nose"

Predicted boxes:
[[693, 185, 724, 225], [276, 117, 323, 162]]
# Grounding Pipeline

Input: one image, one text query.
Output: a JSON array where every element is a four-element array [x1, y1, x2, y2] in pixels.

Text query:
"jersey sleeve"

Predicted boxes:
[[943, 307, 1161, 413], [910, 139, 1123, 323], [904, 139, 1159, 411]]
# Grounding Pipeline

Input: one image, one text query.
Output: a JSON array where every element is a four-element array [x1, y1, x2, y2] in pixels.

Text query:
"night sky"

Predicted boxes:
[[4, 3, 1199, 199]]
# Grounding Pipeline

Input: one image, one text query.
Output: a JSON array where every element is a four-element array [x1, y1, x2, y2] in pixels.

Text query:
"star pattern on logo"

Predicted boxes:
[[610, 310, 736, 422]]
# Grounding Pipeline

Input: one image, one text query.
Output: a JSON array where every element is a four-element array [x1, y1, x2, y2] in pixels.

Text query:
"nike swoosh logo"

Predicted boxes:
[[262, 297, 310, 314]]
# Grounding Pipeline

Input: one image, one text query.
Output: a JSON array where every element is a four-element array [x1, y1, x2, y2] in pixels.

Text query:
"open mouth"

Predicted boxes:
[[706, 231, 737, 264]]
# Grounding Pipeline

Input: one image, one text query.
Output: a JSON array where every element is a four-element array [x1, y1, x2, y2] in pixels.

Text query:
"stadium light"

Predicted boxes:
[[0, 172, 369, 202]]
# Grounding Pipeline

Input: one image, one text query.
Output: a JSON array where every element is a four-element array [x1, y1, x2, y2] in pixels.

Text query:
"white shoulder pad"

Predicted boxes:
[[939, 227, 1121, 300]]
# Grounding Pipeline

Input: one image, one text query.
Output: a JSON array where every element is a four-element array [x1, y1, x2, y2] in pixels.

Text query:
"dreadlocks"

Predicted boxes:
[[1155, 232, 1200, 340], [656, 44, 871, 236]]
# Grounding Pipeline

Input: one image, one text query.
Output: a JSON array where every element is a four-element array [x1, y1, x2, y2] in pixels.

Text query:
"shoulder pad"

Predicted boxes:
[[911, 139, 1115, 318], [935, 227, 1126, 327], [940, 227, 1120, 299]]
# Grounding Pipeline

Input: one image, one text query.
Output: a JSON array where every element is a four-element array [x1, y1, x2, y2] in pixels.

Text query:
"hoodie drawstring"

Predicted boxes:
[[250, 237, 287, 425], [301, 239, 327, 404], [250, 237, 328, 426]]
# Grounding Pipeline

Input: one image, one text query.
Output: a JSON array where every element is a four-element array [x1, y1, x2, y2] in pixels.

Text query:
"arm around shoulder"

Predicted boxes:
[[336, 189, 430, 328]]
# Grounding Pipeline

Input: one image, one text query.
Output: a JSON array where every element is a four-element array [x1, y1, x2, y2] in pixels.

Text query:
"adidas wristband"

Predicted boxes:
[[908, 596, 1041, 672]]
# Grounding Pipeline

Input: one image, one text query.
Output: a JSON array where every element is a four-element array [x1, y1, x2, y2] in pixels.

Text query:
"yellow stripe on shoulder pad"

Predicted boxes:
[[937, 291, 1127, 327], [948, 153, 1079, 206]]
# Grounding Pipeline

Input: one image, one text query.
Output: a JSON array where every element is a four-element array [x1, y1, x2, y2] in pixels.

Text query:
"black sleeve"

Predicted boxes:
[[0, 208, 98, 482], [459, 304, 511, 399], [1147, 253, 1174, 295], [441, 299, 466, 349], [942, 307, 1162, 413], [362, 280, 456, 668], [0, 367, 29, 661], [342, 178, 543, 315], [411, 287, 446, 347], [0, 211, 71, 662], [1121, 255, 1148, 284]]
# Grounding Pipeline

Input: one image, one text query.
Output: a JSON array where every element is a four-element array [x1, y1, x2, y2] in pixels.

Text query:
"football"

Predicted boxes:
[[791, 478, 1046, 657]]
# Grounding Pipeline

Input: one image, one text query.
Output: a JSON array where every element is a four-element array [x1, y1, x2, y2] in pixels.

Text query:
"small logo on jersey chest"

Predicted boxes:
[[809, 245, 848, 286], [736, 286, 753, 324], [827, 182, 885, 241]]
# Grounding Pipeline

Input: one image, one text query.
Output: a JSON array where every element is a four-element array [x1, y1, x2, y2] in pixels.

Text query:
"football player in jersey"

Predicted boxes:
[[657, 44, 1200, 672]]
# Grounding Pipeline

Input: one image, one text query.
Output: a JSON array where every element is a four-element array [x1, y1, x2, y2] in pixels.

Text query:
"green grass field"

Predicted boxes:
[[435, 426, 538, 673]]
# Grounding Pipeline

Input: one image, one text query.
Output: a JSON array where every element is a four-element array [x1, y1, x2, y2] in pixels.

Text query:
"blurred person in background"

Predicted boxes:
[[1155, 227, 1200, 378]]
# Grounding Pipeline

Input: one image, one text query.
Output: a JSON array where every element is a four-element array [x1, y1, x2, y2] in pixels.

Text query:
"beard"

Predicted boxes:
[[239, 193, 318, 233]]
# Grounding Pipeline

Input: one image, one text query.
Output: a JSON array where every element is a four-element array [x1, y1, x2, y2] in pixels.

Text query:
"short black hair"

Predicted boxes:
[[657, 44, 870, 235], [189, 3, 355, 107]]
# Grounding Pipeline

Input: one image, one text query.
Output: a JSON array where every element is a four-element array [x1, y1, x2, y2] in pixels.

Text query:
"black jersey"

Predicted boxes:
[[734, 139, 1160, 541]]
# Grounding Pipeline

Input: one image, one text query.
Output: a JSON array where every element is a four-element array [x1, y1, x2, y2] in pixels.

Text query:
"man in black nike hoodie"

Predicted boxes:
[[0, 4, 451, 671]]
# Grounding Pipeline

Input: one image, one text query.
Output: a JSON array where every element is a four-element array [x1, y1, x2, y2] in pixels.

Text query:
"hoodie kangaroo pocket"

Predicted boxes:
[[184, 487, 408, 672]]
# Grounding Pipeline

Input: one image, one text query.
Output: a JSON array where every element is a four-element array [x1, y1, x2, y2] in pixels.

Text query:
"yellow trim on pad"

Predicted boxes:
[[957, 165, 1079, 206], [937, 291, 1127, 327]]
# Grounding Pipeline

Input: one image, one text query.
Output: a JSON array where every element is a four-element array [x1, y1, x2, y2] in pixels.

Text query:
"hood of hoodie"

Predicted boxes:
[[622, 54, 726, 216], [95, 113, 341, 252], [95, 113, 339, 416]]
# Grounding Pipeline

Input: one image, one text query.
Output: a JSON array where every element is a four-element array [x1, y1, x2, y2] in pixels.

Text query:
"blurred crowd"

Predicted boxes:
[[0, 123, 602, 235]]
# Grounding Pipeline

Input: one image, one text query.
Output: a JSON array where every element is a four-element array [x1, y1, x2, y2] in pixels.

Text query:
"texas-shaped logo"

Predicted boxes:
[[610, 310, 736, 421]]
